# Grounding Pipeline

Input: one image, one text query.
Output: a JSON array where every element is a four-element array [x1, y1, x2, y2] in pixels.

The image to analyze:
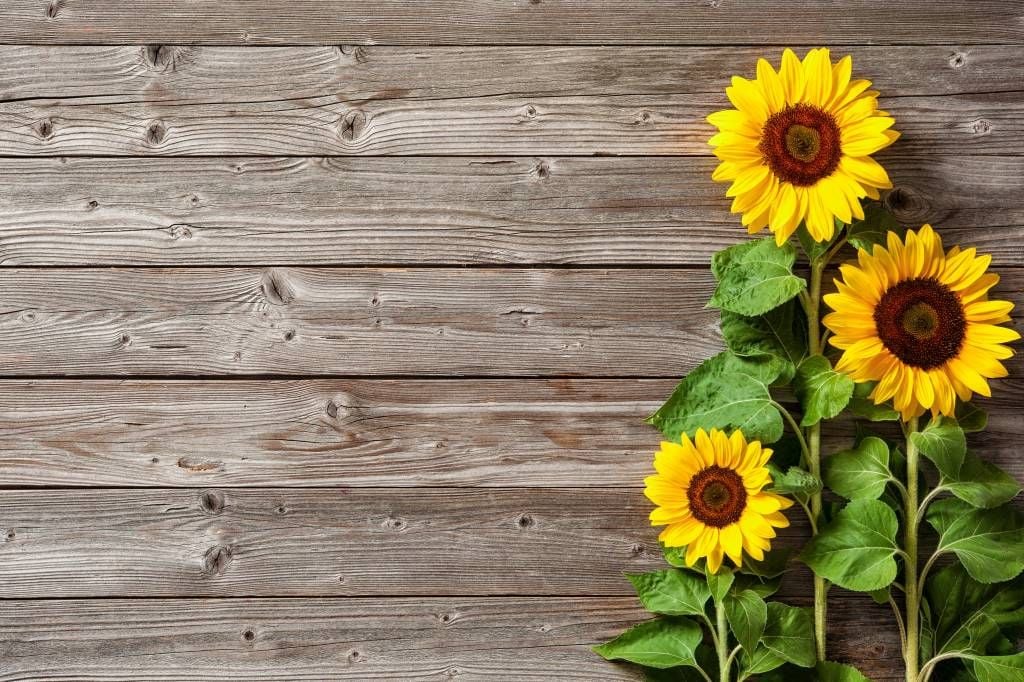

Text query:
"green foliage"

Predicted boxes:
[[925, 563, 1024, 659], [594, 618, 704, 669], [725, 590, 767, 654], [800, 499, 899, 591], [945, 451, 1022, 509], [797, 220, 842, 261], [846, 381, 900, 421], [709, 238, 806, 316], [768, 465, 822, 499], [846, 202, 904, 252], [627, 570, 711, 617], [927, 499, 1024, 583], [823, 436, 893, 501], [720, 301, 807, 384], [747, 603, 816, 671], [706, 566, 735, 605], [760, 661, 872, 682], [911, 416, 967, 480], [957, 402, 989, 433], [793, 355, 854, 427], [646, 351, 784, 444], [968, 652, 1024, 681]]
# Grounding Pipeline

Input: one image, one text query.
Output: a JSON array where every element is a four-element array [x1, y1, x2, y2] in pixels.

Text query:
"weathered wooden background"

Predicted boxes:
[[0, 3, 1021, 680]]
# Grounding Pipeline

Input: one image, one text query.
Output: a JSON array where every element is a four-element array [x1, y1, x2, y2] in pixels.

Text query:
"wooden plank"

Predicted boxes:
[[0, 1, 1017, 46], [0, 596, 903, 681], [1, 378, 1022, 488], [0, 267, 722, 377], [4, 45, 1017, 103], [0, 267, 1021, 378], [0, 45, 1020, 156], [0, 487, 691, 597], [1, 155, 1022, 266]]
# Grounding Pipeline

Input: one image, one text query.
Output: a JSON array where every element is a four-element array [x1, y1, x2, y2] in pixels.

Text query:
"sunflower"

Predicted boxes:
[[645, 427, 792, 573], [707, 48, 899, 245], [824, 225, 1020, 421]]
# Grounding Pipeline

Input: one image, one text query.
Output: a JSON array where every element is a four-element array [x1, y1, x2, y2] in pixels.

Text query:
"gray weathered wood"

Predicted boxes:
[[0, 155, 1021, 266], [0, 267, 721, 376], [0, 45, 1019, 156], [0, 487, 696, 597], [0, 267, 1020, 377], [1, 378, 1021, 488], [0, 596, 903, 681], [3, 45, 1017, 103], [0, 1, 1017, 46]]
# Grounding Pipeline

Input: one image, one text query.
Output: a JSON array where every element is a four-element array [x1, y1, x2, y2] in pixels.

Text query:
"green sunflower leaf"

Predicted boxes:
[[968, 652, 1024, 681], [627, 570, 711, 617], [927, 499, 1024, 584], [847, 381, 900, 421], [742, 645, 789, 676], [593, 618, 704, 669], [925, 563, 1024, 658], [797, 220, 842, 262], [706, 566, 735, 605], [957, 402, 989, 433], [709, 238, 806, 316], [823, 436, 893, 501], [759, 661, 873, 682], [793, 355, 855, 427], [800, 498, 900, 592], [945, 451, 1022, 509], [760, 603, 816, 668], [815, 661, 873, 681], [720, 301, 808, 385], [646, 351, 785, 444], [846, 202, 904, 252], [740, 547, 792, 580], [911, 416, 967, 480], [768, 465, 822, 498], [725, 589, 768, 653]]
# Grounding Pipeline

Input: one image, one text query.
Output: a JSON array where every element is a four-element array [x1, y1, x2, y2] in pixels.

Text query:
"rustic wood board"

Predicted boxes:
[[0, 596, 903, 681], [0, 267, 1019, 377], [1, 379, 1021, 488], [0, 1, 1018, 46], [0, 155, 1021, 266], [1, 6, 1021, 680]]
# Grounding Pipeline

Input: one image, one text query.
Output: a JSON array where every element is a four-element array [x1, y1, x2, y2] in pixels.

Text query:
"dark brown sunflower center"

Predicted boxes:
[[759, 104, 842, 186], [873, 278, 967, 369], [687, 465, 747, 528]]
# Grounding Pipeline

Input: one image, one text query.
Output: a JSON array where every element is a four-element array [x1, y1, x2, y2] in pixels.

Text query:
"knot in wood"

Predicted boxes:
[[145, 120, 166, 145], [45, 1, 61, 19], [949, 51, 967, 69], [34, 119, 54, 140], [143, 45, 185, 72], [340, 110, 367, 142], [261, 269, 295, 306], [516, 514, 535, 529], [241, 628, 256, 642], [199, 490, 224, 515], [534, 161, 550, 179], [969, 118, 992, 135], [203, 545, 233, 575], [383, 516, 407, 531]]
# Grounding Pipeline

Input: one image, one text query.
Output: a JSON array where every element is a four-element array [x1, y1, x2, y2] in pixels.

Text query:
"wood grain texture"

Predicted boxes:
[[0, 1, 1018, 46], [0, 487, 680, 597], [0, 267, 1020, 377], [1, 155, 1022, 266], [0, 596, 903, 681], [0, 267, 721, 376], [2, 378, 1022, 488], [0, 45, 1019, 156]]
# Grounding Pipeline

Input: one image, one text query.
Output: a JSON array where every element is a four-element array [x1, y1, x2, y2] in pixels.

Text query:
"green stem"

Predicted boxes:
[[770, 399, 812, 464], [904, 416, 922, 682], [806, 259, 828, 662], [716, 601, 730, 682]]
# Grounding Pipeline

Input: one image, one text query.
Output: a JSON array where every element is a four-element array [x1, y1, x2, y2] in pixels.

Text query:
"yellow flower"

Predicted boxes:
[[824, 225, 1020, 421], [645, 428, 792, 573], [708, 48, 899, 245]]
